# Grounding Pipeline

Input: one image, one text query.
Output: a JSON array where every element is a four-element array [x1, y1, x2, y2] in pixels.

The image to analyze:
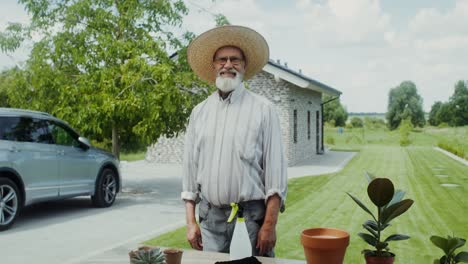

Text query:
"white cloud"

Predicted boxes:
[[2, 0, 466, 112]]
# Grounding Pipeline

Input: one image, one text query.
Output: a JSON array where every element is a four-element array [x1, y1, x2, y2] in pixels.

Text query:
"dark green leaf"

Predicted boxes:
[[455, 251, 468, 262], [358, 233, 377, 247], [363, 223, 378, 238], [347, 192, 376, 220], [368, 178, 394, 207], [384, 234, 410, 242], [440, 256, 447, 264], [363, 220, 379, 231], [384, 189, 406, 209], [381, 199, 414, 225], [431, 235, 449, 254], [447, 237, 466, 255]]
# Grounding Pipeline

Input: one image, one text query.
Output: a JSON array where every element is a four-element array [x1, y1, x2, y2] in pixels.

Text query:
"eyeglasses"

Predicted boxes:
[[213, 56, 244, 66]]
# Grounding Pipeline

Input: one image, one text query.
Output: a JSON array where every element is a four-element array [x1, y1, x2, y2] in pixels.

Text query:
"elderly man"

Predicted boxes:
[[181, 25, 287, 257]]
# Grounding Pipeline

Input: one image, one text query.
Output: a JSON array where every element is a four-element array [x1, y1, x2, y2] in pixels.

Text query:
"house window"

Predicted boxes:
[[307, 111, 311, 140], [293, 110, 297, 143]]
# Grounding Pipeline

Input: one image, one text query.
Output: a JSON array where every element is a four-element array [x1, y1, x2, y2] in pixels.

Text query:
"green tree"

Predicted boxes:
[[386, 81, 425, 130], [0, 70, 14, 107], [436, 102, 453, 126], [323, 94, 348, 127], [428, 101, 443, 126], [214, 14, 230, 26], [1, 0, 209, 158], [448, 80, 468, 126]]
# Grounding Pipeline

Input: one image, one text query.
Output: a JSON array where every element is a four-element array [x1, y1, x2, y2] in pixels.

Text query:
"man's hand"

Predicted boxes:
[[184, 200, 203, 250], [256, 194, 281, 256], [187, 222, 203, 250], [256, 223, 276, 256]]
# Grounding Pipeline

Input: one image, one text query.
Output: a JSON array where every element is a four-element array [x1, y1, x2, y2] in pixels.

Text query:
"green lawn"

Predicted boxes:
[[120, 151, 146, 161], [144, 128, 468, 263]]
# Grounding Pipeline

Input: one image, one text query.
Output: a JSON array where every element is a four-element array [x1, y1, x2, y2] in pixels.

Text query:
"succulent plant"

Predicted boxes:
[[129, 247, 166, 264]]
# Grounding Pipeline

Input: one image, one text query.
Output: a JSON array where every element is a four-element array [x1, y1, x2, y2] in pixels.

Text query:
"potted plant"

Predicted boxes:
[[430, 235, 468, 263], [129, 246, 166, 264], [163, 248, 184, 264], [300, 227, 350, 264], [347, 173, 414, 264]]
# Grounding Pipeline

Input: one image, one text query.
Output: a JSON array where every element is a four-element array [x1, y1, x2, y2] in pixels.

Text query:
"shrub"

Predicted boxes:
[[350, 117, 364, 128], [438, 139, 465, 159], [364, 117, 386, 130], [399, 118, 413, 146], [326, 136, 335, 145]]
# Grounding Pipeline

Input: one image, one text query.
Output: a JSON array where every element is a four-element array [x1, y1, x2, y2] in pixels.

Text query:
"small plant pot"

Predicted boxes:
[[301, 227, 350, 264], [164, 248, 183, 264], [365, 253, 395, 264]]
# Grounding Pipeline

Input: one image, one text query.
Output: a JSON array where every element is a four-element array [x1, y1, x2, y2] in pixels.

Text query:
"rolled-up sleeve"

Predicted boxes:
[[263, 104, 288, 212], [181, 112, 200, 203]]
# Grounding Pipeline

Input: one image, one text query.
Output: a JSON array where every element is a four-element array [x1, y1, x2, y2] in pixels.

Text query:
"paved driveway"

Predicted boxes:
[[0, 162, 186, 264], [0, 151, 356, 264]]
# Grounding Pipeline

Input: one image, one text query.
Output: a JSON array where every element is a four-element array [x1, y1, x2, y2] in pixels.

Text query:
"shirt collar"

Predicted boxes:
[[216, 82, 246, 104]]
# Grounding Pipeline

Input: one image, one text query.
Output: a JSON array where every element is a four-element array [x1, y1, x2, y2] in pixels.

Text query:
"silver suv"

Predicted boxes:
[[0, 108, 121, 231]]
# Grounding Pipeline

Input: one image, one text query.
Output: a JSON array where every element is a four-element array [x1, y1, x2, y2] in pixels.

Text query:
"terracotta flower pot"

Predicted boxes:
[[164, 248, 183, 264], [365, 253, 395, 264], [300, 227, 350, 264]]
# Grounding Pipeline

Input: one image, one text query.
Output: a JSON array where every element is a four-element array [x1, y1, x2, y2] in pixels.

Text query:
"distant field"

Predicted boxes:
[[348, 113, 386, 120], [144, 126, 468, 263], [325, 126, 467, 159]]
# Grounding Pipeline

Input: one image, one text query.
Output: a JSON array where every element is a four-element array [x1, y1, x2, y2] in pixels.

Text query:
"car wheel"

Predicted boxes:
[[0, 178, 20, 231], [91, 168, 118, 208]]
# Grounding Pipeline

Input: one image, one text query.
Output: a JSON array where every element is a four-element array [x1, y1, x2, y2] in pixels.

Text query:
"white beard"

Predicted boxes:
[[215, 71, 244, 93]]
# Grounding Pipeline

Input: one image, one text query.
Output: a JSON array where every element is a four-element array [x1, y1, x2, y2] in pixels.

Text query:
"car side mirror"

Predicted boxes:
[[78, 137, 92, 150]]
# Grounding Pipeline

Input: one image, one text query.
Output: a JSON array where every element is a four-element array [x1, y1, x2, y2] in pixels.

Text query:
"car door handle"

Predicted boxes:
[[57, 150, 65, 155], [9, 146, 20, 153]]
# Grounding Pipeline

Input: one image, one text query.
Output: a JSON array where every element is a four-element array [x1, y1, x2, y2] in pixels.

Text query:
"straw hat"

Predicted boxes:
[[187, 25, 269, 84]]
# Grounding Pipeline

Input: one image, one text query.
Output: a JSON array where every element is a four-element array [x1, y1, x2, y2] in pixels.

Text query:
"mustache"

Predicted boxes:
[[218, 68, 238, 76]]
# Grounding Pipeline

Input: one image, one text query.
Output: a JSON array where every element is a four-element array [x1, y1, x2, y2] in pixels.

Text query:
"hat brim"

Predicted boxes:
[[187, 25, 269, 84]]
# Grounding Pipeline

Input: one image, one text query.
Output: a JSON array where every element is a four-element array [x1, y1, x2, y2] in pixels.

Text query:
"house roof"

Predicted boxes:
[[170, 52, 342, 96], [263, 60, 342, 97]]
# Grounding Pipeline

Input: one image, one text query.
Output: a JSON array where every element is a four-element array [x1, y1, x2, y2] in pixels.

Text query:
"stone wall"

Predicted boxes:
[[287, 85, 322, 165], [146, 69, 323, 166], [146, 134, 185, 163], [246, 71, 291, 163]]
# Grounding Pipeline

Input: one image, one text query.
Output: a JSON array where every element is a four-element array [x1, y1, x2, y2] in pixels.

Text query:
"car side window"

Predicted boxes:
[[49, 122, 80, 147], [0, 116, 53, 144], [0, 116, 21, 141]]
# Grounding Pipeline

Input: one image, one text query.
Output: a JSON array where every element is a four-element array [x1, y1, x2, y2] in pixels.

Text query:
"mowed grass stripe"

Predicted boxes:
[[145, 143, 467, 263]]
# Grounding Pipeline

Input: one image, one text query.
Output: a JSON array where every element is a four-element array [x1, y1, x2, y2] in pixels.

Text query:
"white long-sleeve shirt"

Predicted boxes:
[[181, 83, 287, 210]]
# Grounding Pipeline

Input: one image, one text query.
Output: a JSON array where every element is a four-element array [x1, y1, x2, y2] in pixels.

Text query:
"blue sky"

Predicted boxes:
[[1, 0, 467, 113]]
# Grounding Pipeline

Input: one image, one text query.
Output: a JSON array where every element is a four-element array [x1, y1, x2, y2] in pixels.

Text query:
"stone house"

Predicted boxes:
[[147, 59, 342, 166]]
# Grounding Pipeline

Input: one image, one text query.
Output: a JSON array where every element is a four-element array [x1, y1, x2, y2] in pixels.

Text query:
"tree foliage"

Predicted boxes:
[[350, 117, 364, 128], [323, 94, 348, 127], [386, 81, 425, 130], [0, 69, 16, 107], [214, 14, 230, 26], [428, 80, 468, 127], [0, 0, 210, 157], [449, 80, 468, 126]]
